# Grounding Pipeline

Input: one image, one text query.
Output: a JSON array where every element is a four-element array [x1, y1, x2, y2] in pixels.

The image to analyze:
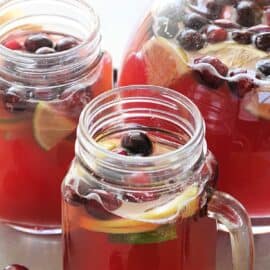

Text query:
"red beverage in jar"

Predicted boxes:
[[119, 0, 270, 220]]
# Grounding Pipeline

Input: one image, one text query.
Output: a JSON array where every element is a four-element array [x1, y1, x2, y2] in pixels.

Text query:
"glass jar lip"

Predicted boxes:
[[79, 84, 205, 165], [0, 0, 100, 62]]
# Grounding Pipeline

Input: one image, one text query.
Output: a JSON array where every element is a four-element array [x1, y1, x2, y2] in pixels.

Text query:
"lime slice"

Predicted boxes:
[[245, 91, 270, 120], [142, 37, 190, 87], [198, 42, 268, 69], [109, 224, 177, 244], [33, 102, 76, 151]]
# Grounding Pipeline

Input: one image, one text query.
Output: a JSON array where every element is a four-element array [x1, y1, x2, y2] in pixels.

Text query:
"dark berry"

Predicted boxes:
[[123, 192, 157, 202], [257, 60, 270, 76], [55, 37, 79, 52], [183, 13, 208, 30], [60, 84, 93, 116], [232, 30, 252, 44], [255, 33, 270, 51], [24, 34, 53, 53], [177, 30, 205, 51], [4, 87, 27, 112], [35, 47, 56, 54], [194, 56, 228, 88], [236, 1, 262, 27], [3, 40, 22, 50], [156, 18, 179, 39], [206, 2, 223, 20], [121, 132, 153, 156], [213, 19, 240, 29], [4, 265, 29, 270], [63, 186, 86, 207], [207, 26, 228, 43], [229, 76, 256, 98]]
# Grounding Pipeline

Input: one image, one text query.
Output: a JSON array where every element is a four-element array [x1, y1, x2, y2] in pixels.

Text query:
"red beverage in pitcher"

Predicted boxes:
[[0, 0, 112, 234], [119, 0, 270, 219]]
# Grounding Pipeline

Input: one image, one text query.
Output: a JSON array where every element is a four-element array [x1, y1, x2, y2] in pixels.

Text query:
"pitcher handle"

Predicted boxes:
[[207, 190, 254, 270]]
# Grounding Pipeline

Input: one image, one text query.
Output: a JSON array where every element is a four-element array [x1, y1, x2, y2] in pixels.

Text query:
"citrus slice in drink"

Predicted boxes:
[[33, 102, 76, 151], [198, 42, 268, 69], [142, 37, 190, 87], [80, 185, 200, 234], [245, 91, 270, 120]]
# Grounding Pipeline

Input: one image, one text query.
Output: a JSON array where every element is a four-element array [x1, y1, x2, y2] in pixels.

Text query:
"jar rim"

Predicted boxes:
[[78, 84, 205, 165]]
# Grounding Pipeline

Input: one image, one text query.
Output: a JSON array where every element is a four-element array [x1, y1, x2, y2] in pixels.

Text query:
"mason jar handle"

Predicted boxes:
[[207, 190, 254, 270]]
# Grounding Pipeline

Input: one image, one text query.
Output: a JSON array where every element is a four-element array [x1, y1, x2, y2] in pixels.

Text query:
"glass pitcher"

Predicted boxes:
[[118, 0, 270, 232], [62, 85, 254, 270]]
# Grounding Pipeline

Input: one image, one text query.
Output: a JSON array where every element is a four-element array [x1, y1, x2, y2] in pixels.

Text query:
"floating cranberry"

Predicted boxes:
[[63, 185, 86, 207], [257, 60, 270, 76], [4, 265, 29, 270], [255, 33, 270, 51], [194, 56, 228, 88], [55, 37, 79, 52], [4, 87, 27, 112], [121, 132, 153, 156], [183, 13, 208, 30], [206, 2, 223, 20], [24, 34, 53, 53], [229, 76, 256, 98], [156, 18, 179, 39], [60, 84, 92, 115], [3, 40, 22, 50], [236, 1, 262, 27], [123, 192, 158, 203], [232, 30, 252, 44], [177, 30, 205, 51], [35, 47, 56, 54], [207, 26, 228, 43]]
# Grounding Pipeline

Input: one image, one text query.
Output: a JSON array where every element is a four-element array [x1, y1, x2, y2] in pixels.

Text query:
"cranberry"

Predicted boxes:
[[213, 19, 240, 29], [236, 1, 262, 27], [207, 26, 228, 43], [206, 2, 223, 20], [123, 192, 157, 202], [121, 132, 153, 156], [257, 60, 270, 76], [55, 37, 79, 52], [3, 40, 22, 50], [177, 30, 205, 51], [35, 47, 56, 54], [4, 265, 29, 270], [24, 34, 53, 53], [194, 56, 228, 88], [232, 30, 252, 44], [84, 190, 121, 219], [60, 84, 93, 116], [63, 185, 86, 207], [156, 18, 179, 39], [255, 33, 270, 51], [4, 87, 27, 112], [183, 13, 208, 30], [229, 76, 256, 98]]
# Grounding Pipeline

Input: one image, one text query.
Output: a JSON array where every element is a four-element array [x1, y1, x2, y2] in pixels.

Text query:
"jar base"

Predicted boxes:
[[7, 223, 61, 235]]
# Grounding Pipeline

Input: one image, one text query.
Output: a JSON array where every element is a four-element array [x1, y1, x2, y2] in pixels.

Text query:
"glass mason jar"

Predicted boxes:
[[62, 85, 254, 270], [0, 0, 112, 234], [118, 0, 270, 232]]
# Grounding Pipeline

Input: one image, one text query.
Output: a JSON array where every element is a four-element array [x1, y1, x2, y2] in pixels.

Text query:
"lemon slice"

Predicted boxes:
[[198, 42, 268, 69], [80, 185, 199, 234], [142, 37, 190, 87], [33, 102, 76, 151], [245, 91, 270, 120]]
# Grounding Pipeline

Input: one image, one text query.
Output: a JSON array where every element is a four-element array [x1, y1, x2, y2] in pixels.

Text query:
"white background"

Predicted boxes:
[[90, 0, 154, 67]]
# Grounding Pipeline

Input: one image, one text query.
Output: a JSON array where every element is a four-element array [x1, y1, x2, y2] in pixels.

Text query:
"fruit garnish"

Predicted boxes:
[[109, 224, 177, 244], [33, 102, 76, 150], [199, 42, 267, 69], [79, 185, 199, 234], [142, 37, 190, 87], [245, 91, 270, 120]]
